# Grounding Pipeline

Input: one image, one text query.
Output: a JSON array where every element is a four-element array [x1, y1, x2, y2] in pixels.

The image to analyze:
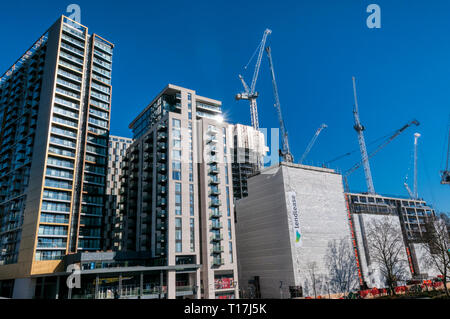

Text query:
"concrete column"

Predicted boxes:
[[196, 269, 201, 299], [95, 275, 99, 299], [167, 270, 175, 299]]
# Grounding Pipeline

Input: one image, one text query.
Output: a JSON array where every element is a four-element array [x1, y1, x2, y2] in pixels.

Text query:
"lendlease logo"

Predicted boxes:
[[288, 191, 302, 248]]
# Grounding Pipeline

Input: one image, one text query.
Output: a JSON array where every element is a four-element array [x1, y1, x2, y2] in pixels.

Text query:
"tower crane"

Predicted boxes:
[[404, 133, 421, 199], [236, 28, 272, 131], [441, 120, 450, 184], [299, 124, 328, 164], [265, 46, 294, 163], [343, 119, 420, 192], [352, 76, 375, 194]]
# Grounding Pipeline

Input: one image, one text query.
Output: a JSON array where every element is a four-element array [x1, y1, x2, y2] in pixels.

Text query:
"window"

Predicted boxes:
[[172, 150, 181, 160], [228, 219, 232, 240], [226, 187, 231, 217], [173, 118, 181, 128], [173, 170, 181, 181], [229, 242, 233, 263], [225, 163, 229, 185], [189, 184, 194, 216], [175, 218, 182, 252], [175, 183, 182, 215], [173, 139, 181, 149], [190, 218, 195, 252]]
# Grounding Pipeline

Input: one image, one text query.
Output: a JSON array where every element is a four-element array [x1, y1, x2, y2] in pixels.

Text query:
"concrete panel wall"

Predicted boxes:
[[281, 165, 351, 297], [353, 213, 412, 288], [236, 163, 352, 298], [412, 243, 441, 278], [236, 166, 295, 299]]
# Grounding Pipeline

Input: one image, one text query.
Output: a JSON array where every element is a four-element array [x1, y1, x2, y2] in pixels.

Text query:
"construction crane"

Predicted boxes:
[[352, 76, 375, 194], [236, 28, 272, 131], [404, 133, 421, 199], [343, 119, 420, 192], [441, 120, 450, 184], [265, 46, 294, 163], [300, 124, 328, 164]]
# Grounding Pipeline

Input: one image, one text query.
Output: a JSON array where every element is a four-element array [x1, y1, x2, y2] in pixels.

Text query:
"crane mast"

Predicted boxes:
[[352, 76, 376, 194], [405, 132, 421, 198], [413, 133, 421, 198], [442, 121, 450, 184], [265, 46, 294, 163], [345, 120, 420, 178], [300, 124, 327, 164], [236, 29, 272, 131]]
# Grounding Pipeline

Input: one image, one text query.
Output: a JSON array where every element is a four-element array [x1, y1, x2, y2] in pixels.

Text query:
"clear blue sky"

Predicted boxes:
[[1, 0, 449, 213]]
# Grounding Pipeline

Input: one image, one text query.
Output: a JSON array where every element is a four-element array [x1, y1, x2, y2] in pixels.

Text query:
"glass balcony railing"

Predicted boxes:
[[211, 246, 224, 254], [210, 234, 223, 241], [210, 222, 223, 230], [212, 257, 224, 266]]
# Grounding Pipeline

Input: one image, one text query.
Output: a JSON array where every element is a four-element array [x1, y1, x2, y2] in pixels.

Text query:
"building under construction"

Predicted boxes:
[[345, 192, 437, 289]]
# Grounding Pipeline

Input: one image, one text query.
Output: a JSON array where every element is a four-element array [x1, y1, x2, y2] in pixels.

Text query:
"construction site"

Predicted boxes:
[[232, 28, 450, 298]]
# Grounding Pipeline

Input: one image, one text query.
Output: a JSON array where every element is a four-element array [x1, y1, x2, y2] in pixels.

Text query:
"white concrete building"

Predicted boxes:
[[235, 162, 352, 298]]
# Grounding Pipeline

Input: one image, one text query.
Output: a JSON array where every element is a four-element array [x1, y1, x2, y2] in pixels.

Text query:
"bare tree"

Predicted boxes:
[[306, 261, 318, 298], [366, 217, 409, 295], [325, 237, 359, 295], [422, 218, 450, 296]]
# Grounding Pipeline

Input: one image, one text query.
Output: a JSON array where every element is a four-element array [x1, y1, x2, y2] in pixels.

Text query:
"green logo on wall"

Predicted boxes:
[[296, 230, 301, 243]]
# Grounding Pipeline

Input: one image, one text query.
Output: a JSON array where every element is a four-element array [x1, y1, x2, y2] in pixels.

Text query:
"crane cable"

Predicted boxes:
[[244, 40, 263, 71], [325, 128, 400, 166]]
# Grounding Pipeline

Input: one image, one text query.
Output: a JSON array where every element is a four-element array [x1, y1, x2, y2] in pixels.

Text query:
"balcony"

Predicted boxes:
[[209, 211, 222, 219], [207, 127, 219, 135], [208, 167, 219, 175], [207, 138, 218, 145], [210, 234, 223, 241], [157, 153, 166, 163], [157, 197, 167, 207], [155, 248, 166, 256], [157, 186, 166, 195], [209, 200, 222, 207], [156, 209, 166, 218], [208, 189, 221, 196], [157, 132, 167, 141], [211, 246, 224, 254], [157, 174, 167, 184], [143, 142, 153, 151], [157, 142, 167, 151], [157, 164, 166, 173], [209, 178, 220, 185], [212, 257, 224, 266], [157, 123, 167, 132], [210, 222, 223, 230], [207, 157, 219, 165]]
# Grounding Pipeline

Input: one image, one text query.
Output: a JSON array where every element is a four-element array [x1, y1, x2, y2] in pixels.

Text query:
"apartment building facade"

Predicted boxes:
[[230, 124, 266, 200], [104, 135, 133, 251], [120, 84, 239, 299], [0, 16, 113, 297]]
